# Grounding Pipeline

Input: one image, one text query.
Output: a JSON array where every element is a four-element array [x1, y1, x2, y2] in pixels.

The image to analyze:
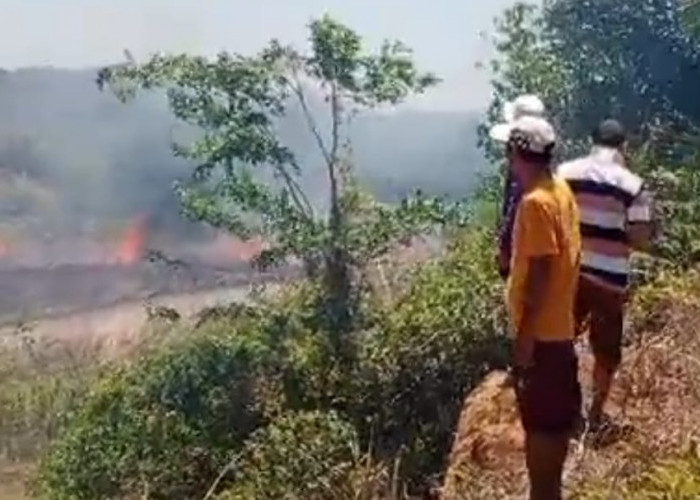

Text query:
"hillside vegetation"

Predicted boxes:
[[2, 1, 700, 499]]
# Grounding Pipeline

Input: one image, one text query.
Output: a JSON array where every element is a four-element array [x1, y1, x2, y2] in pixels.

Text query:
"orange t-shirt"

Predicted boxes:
[[507, 177, 581, 341]]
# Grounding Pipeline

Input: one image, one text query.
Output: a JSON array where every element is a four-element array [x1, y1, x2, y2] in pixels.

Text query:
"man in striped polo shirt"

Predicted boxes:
[[557, 119, 653, 433]]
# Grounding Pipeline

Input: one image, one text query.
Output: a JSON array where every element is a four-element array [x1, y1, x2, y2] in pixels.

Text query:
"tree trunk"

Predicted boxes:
[[322, 81, 355, 357]]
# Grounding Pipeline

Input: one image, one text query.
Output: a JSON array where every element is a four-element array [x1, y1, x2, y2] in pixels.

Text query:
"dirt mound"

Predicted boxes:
[[445, 371, 523, 469], [442, 296, 700, 499], [441, 371, 526, 499]]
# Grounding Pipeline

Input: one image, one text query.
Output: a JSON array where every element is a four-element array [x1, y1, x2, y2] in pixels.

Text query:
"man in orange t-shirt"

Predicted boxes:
[[505, 116, 582, 500]]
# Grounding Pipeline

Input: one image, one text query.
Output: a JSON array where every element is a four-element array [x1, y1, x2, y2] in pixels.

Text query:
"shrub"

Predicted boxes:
[[215, 411, 360, 500], [629, 267, 700, 336], [37, 230, 505, 498], [645, 162, 700, 269], [575, 452, 700, 500], [0, 327, 100, 465], [37, 318, 280, 500], [630, 454, 700, 500], [0, 372, 89, 462], [354, 228, 507, 486], [268, 229, 506, 489]]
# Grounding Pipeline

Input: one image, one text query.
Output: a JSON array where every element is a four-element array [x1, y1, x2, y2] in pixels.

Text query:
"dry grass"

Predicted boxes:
[[0, 459, 35, 500], [442, 274, 700, 499], [568, 295, 700, 499]]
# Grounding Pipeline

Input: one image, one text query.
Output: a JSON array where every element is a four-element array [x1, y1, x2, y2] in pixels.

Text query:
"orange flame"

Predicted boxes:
[[117, 214, 148, 265]]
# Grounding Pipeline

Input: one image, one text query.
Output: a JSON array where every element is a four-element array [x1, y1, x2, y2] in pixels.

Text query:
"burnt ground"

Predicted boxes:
[[0, 259, 298, 325]]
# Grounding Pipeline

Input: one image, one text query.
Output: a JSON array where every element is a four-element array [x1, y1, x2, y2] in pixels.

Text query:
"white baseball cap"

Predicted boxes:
[[507, 115, 556, 154], [489, 94, 546, 143]]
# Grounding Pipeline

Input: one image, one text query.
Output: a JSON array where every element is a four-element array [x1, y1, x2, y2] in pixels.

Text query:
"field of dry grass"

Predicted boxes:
[[0, 284, 268, 499]]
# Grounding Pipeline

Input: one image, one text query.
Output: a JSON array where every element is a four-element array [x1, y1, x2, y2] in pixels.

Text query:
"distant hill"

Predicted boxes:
[[0, 67, 486, 236]]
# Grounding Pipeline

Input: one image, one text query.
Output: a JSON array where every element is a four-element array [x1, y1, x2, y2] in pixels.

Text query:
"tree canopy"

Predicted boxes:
[[482, 0, 700, 158], [98, 16, 470, 336], [682, 0, 700, 38], [483, 0, 700, 266]]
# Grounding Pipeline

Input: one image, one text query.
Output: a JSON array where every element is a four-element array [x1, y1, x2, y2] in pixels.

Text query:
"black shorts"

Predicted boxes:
[[514, 340, 582, 435]]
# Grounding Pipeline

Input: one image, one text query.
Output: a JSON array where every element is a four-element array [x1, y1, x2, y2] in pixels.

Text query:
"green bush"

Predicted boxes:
[[354, 228, 507, 485], [628, 142, 700, 271], [37, 318, 280, 500], [266, 229, 506, 488], [216, 411, 360, 500], [0, 329, 102, 468], [0, 371, 90, 462], [37, 229, 505, 498]]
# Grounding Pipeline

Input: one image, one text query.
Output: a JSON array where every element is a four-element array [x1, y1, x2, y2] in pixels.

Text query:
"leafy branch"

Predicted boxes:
[[98, 15, 464, 337]]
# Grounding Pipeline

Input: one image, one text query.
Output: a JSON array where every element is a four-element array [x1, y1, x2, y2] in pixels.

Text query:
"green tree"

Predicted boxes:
[[483, 0, 700, 156], [477, 2, 570, 162], [98, 16, 467, 342], [484, 0, 700, 268], [682, 0, 700, 39]]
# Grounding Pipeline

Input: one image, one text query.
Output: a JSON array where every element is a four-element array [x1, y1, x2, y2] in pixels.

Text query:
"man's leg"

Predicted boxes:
[[517, 341, 581, 500], [525, 432, 570, 500], [573, 280, 591, 340], [588, 299, 624, 428], [589, 359, 614, 427]]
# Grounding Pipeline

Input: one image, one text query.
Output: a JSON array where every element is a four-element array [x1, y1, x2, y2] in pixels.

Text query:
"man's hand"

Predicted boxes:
[[513, 334, 535, 369], [627, 222, 653, 253]]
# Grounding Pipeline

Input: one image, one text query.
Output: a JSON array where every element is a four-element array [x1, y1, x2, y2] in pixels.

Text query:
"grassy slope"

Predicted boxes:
[[1, 254, 699, 498], [443, 270, 700, 499]]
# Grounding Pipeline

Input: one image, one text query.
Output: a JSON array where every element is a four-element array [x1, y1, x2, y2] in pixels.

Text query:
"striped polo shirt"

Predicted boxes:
[[557, 147, 652, 290]]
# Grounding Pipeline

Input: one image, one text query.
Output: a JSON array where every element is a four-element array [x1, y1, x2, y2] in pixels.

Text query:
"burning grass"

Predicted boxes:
[[0, 211, 280, 325]]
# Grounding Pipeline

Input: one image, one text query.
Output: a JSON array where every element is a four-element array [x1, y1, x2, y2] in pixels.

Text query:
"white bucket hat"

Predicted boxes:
[[489, 94, 546, 143]]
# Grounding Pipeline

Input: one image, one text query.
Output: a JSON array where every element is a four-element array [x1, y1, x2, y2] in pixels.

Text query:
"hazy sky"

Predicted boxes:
[[0, 0, 519, 111]]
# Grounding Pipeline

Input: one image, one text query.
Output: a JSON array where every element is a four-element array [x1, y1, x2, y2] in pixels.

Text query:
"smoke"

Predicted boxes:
[[0, 66, 485, 267], [0, 68, 189, 233]]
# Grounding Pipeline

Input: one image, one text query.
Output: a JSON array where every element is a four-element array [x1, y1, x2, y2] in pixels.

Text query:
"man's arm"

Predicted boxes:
[[518, 256, 553, 336], [626, 187, 654, 252], [497, 170, 521, 278], [627, 223, 653, 252], [511, 199, 559, 368]]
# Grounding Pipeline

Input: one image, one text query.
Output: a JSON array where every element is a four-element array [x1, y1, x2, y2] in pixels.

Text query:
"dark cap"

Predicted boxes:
[[592, 119, 626, 148]]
